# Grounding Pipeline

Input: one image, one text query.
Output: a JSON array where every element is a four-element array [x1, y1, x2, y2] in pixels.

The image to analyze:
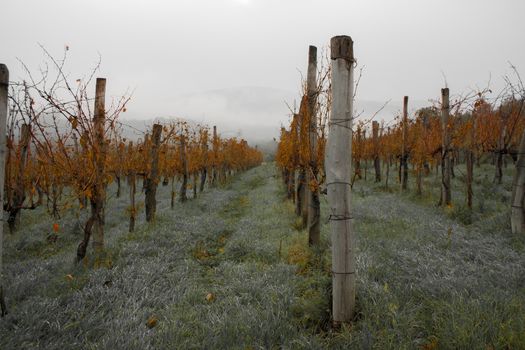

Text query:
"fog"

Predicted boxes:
[[2, 0, 524, 141]]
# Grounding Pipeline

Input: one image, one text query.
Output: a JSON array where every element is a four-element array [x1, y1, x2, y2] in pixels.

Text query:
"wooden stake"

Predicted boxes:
[[0, 64, 9, 316], [7, 123, 31, 232], [92, 78, 107, 254], [180, 134, 188, 202], [373, 121, 381, 182], [211, 126, 218, 186], [466, 111, 475, 209], [145, 123, 162, 222], [326, 35, 356, 325], [511, 126, 525, 234], [128, 141, 136, 232], [306, 45, 320, 246], [401, 96, 409, 190], [200, 129, 208, 192], [441, 88, 452, 206]]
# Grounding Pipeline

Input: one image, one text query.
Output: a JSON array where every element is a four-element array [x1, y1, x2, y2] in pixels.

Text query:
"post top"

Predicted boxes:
[[330, 36, 354, 62], [0, 64, 9, 85], [308, 45, 317, 64], [441, 87, 449, 95]]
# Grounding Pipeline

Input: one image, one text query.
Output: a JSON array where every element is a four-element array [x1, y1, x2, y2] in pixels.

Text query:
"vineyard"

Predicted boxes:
[[1, 32, 525, 350]]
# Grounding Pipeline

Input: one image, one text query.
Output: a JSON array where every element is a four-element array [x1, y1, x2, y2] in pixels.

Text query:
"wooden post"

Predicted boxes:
[[0, 64, 9, 316], [142, 133, 150, 192], [116, 142, 123, 198], [441, 88, 452, 206], [401, 96, 409, 190], [355, 125, 362, 180], [170, 176, 176, 209], [494, 109, 508, 184], [92, 78, 107, 254], [363, 129, 368, 181], [193, 172, 197, 198], [385, 127, 390, 189], [180, 134, 188, 202], [326, 35, 356, 325], [297, 105, 308, 228], [145, 123, 162, 222], [211, 126, 218, 186], [306, 45, 320, 246], [128, 141, 136, 232], [199, 129, 208, 192], [78, 132, 88, 209], [511, 126, 525, 234], [373, 121, 381, 182], [7, 123, 31, 233], [466, 111, 475, 209], [294, 113, 303, 216]]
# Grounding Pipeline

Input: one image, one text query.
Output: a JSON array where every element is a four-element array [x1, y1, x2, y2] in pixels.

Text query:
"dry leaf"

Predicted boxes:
[[146, 315, 158, 329]]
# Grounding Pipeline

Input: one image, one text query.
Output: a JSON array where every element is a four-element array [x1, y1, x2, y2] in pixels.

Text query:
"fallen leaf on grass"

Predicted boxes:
[[146, 315, 158, 329]]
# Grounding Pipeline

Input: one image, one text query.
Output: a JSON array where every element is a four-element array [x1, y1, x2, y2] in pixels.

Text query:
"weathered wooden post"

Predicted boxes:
[[363, 129, 368, 181], [441, 88, 452, 206], [193, 172, 198, 198], [115, 142, 124, 198], [145, 123, 162, 222], [0, 64, 9, 316], [211, 126, 218, 186], [7, 123, 31, 232], [511, 127, 525, 235], [297, 105, 308, 227], [92, 78, 107, 254], [495, 105, 508, 184], [326, 35, 356, 325], [401, 96, 409, 190], [385, 127, 391, 189], [294, 113, 303, 215], [142, 133, 150, 192], [354, 124, 362, 180], [199, 129, 208, 192], [128, 141, 137, 232], [306, 45, 320, 246], [372, 121, 381, 182], [180, 134, 188, 202], [466, 111, 475, 209]]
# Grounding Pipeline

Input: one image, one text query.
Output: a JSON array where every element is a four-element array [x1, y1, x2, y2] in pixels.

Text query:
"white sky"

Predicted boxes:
[[2, 0, 525, 123]]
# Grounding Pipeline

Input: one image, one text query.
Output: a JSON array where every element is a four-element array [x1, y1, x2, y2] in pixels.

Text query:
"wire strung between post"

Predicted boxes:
[[332, 271, 356, 275], [328, 214, 353, 221], [328, 118, 353, 130], [326, 181, 352, 187]]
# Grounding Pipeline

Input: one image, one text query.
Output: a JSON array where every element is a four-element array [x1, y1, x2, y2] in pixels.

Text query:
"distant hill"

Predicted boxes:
[[119, 86, 432, 143]]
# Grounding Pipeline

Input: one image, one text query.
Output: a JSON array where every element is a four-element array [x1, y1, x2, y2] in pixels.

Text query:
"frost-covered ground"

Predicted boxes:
[[1, 162, 524, 349]]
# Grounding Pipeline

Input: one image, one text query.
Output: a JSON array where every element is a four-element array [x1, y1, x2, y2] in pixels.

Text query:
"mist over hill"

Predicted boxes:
[[120, 86, 431, 144]]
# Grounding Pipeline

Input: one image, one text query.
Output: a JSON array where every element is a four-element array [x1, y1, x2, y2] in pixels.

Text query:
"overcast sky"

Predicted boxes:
[[2, 0, 525, 128]]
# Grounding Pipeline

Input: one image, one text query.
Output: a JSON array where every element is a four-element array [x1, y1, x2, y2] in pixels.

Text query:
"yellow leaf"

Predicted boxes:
[[205, 293, 215, 302], [388, 303, 398, 314], [146, 315, 158, 329]]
